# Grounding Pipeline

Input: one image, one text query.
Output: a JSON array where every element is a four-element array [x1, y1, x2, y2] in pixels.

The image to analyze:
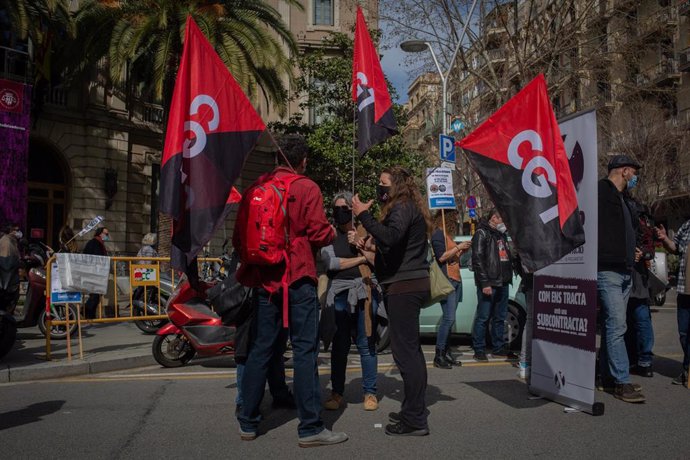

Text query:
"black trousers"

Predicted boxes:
[[85, 294, 100, 319], [386, 290, 429, 429]]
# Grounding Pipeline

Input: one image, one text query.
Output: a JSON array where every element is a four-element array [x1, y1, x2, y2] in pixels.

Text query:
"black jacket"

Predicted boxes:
[[83, 238, 107, 256], [598, 178, 635, 271], [471, 221, 513, 288], [359, 201, 429, 285]]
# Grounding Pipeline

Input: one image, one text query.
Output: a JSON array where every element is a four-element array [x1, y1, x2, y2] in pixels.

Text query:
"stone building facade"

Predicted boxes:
[[5, 0, 378, 256]]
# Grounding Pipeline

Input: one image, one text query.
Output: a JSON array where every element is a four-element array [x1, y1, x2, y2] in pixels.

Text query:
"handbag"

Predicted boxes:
[[425, 259, 455, 307]]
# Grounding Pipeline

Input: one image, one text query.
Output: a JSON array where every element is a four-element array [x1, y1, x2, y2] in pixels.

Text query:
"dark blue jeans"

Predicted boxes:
[[238, 279, 323, 437], [677, 294, 690, 370], [331, 291, 378, 396], [436, 279, 462, 350], [624, 298, 654, 368], [235, 354, 290, 407], [472, 285, 509, 353]]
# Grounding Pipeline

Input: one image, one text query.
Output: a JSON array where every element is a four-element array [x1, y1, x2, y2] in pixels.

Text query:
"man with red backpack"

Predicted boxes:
[[233, 134, 346, 447]]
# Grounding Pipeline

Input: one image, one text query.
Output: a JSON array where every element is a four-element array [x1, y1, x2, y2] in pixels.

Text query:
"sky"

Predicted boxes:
[[379, 18, 416, 105]]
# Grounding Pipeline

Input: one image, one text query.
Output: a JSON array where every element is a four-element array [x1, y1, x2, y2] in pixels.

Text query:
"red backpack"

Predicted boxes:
[[239, 172, 302, 326]]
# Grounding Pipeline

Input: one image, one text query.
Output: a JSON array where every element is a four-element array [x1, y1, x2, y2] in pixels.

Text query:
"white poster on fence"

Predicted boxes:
[[531, 109, 602, 415]]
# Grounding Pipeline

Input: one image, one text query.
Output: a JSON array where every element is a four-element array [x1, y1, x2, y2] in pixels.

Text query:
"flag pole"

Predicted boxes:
[[352, 104, 357, 225]]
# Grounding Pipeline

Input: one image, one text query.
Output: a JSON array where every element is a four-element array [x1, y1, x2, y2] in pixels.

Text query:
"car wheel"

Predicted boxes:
[[504, 303, 526, 349]]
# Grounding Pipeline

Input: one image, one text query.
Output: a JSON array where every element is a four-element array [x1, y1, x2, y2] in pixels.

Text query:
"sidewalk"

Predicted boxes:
[[0, 322, 156, 383]]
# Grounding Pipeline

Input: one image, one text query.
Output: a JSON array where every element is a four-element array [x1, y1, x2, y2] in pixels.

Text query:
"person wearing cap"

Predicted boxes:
[[597, 155, 646, 403]]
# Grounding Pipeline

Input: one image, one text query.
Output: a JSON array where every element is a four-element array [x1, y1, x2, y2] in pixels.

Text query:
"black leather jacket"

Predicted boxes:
[[471, 221, 513, 288]]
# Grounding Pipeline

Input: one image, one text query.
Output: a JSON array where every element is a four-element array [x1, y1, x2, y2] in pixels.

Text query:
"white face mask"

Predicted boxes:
[[496, 223, 507, 233]]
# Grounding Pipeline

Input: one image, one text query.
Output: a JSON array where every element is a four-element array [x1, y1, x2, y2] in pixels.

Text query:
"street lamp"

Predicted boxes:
[[399, 0, 479, 136], [400, 40, 448, 134]]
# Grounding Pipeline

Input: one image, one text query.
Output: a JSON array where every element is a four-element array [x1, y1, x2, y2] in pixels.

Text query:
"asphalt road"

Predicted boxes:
[[2, 305, 690, 459]]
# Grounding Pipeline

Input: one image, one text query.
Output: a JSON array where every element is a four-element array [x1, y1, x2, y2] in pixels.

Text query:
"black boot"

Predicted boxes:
[[434, 348, 452, 369], [443, 347, 461, 366]]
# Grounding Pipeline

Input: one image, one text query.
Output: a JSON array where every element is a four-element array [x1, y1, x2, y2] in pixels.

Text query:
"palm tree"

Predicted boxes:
[[72, 0, 301, 116], [1, 0, 73, 45]]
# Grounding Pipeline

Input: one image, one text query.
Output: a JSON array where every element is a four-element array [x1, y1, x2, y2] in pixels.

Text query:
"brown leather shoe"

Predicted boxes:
[[323, 392, 343, 410]]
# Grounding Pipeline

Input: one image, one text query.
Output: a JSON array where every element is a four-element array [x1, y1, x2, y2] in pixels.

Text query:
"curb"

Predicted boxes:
[[0, 354, 156, 384]]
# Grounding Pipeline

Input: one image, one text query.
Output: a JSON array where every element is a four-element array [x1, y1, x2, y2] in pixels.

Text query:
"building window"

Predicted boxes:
[[314, 0, 334, 26]]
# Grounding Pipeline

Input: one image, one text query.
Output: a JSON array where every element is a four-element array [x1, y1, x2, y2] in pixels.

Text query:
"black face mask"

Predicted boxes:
[[376, 185, 391, 203], [333, 206, 352, 225]]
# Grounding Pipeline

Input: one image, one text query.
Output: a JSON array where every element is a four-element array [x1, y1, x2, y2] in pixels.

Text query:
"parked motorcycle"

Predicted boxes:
[[131, 272, 174, 334], [0, 248, 19, 359], [152, 249, 246, 368]]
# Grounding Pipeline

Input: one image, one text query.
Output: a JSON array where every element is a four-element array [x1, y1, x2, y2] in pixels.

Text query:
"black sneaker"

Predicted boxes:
[[473, 352, 488, 362], [388, 412, 401, 423], [384, 421, 429, 436], [492, 348, 518, 359], [632, 365, 653, 378], [672, 370, 688, 386], [614, 383, 646, 403]]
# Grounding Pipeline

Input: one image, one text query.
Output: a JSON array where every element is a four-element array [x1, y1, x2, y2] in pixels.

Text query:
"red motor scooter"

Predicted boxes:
[[152, 276, 237, 368]]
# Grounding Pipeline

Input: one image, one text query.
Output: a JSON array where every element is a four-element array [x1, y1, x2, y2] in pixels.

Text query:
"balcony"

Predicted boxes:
[[679, 48, 690, 72], [637, 7, 678, 41], [485, 48, 507, 64], [0, 46, 32, 83], [680, 0, 690, 16], [648, 59, 681, 86]]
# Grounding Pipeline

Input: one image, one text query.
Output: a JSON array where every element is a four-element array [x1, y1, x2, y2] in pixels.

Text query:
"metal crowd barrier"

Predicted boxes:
[[44, 255, 222, 360]]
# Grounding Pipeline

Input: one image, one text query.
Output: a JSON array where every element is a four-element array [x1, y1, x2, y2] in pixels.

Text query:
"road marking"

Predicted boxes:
[[51, 360, 514, 383]]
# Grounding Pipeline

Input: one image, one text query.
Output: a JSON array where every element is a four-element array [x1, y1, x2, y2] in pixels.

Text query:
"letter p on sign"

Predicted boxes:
[[440, 134, 456, 162]]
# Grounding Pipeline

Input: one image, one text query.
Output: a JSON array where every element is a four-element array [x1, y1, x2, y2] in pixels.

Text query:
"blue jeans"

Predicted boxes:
[[624, 298, 654, 368], [436, 279, 462, 350], [238, 279, 323, 437], [677, 294, 690, 370], [330, 290, 378, 396], [235, 355, 291, 406], [597, 271, 632, 384], [472, 285, 509, 353]]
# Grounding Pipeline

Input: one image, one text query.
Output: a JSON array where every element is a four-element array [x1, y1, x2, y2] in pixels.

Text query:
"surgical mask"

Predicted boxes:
[[376, 185, 391, 203], [13, 231, 22, 240], [333, 206, 352, 225], [626, 175, 638, 190], [102, 235, 110, 242], [496, 223, 507, 233]]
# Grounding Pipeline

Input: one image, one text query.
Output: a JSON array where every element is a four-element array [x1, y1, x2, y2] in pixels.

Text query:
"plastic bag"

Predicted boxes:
[[57, 253, 111, 294]]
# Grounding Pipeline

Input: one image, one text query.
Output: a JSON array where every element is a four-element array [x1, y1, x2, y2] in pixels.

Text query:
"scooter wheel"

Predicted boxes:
[[0, 320, 17, 359], [152, 334, 195, 368]]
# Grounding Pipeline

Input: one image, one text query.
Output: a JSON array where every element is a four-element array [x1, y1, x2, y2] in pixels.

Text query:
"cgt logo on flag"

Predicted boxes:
[[459, 74, 585, 272], [159, 16, 265, 283], [352, 6, 397, 155]]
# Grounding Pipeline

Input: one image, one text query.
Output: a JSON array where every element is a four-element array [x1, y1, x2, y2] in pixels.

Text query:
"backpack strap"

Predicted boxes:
[[278, 173, 304, 328]]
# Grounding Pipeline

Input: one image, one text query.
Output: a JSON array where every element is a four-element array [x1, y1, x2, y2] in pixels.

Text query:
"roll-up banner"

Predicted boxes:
[[530, 110, 603, 415]]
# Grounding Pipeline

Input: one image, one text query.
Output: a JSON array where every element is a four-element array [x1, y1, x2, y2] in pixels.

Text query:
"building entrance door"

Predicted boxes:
[[26, 141, 69, 249]]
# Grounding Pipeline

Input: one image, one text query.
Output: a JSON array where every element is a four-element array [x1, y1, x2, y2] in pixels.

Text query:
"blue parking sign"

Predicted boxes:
[[439, 134, 455, 162], [468, 208, 477, 219]]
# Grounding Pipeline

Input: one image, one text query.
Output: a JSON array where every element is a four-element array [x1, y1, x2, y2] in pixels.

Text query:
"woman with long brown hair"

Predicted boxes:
[[352, 165, 431, 437], [431, 210, 471, 369]]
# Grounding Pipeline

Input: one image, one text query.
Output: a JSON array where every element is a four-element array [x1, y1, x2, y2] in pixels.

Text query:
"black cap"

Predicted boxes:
[[607, 155, 642, 172]]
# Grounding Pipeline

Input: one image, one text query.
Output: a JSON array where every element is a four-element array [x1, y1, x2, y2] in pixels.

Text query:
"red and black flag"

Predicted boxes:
[[160, 17, 264, 283], [458, 74, 584, 272], [352, 6, 397, 155]]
